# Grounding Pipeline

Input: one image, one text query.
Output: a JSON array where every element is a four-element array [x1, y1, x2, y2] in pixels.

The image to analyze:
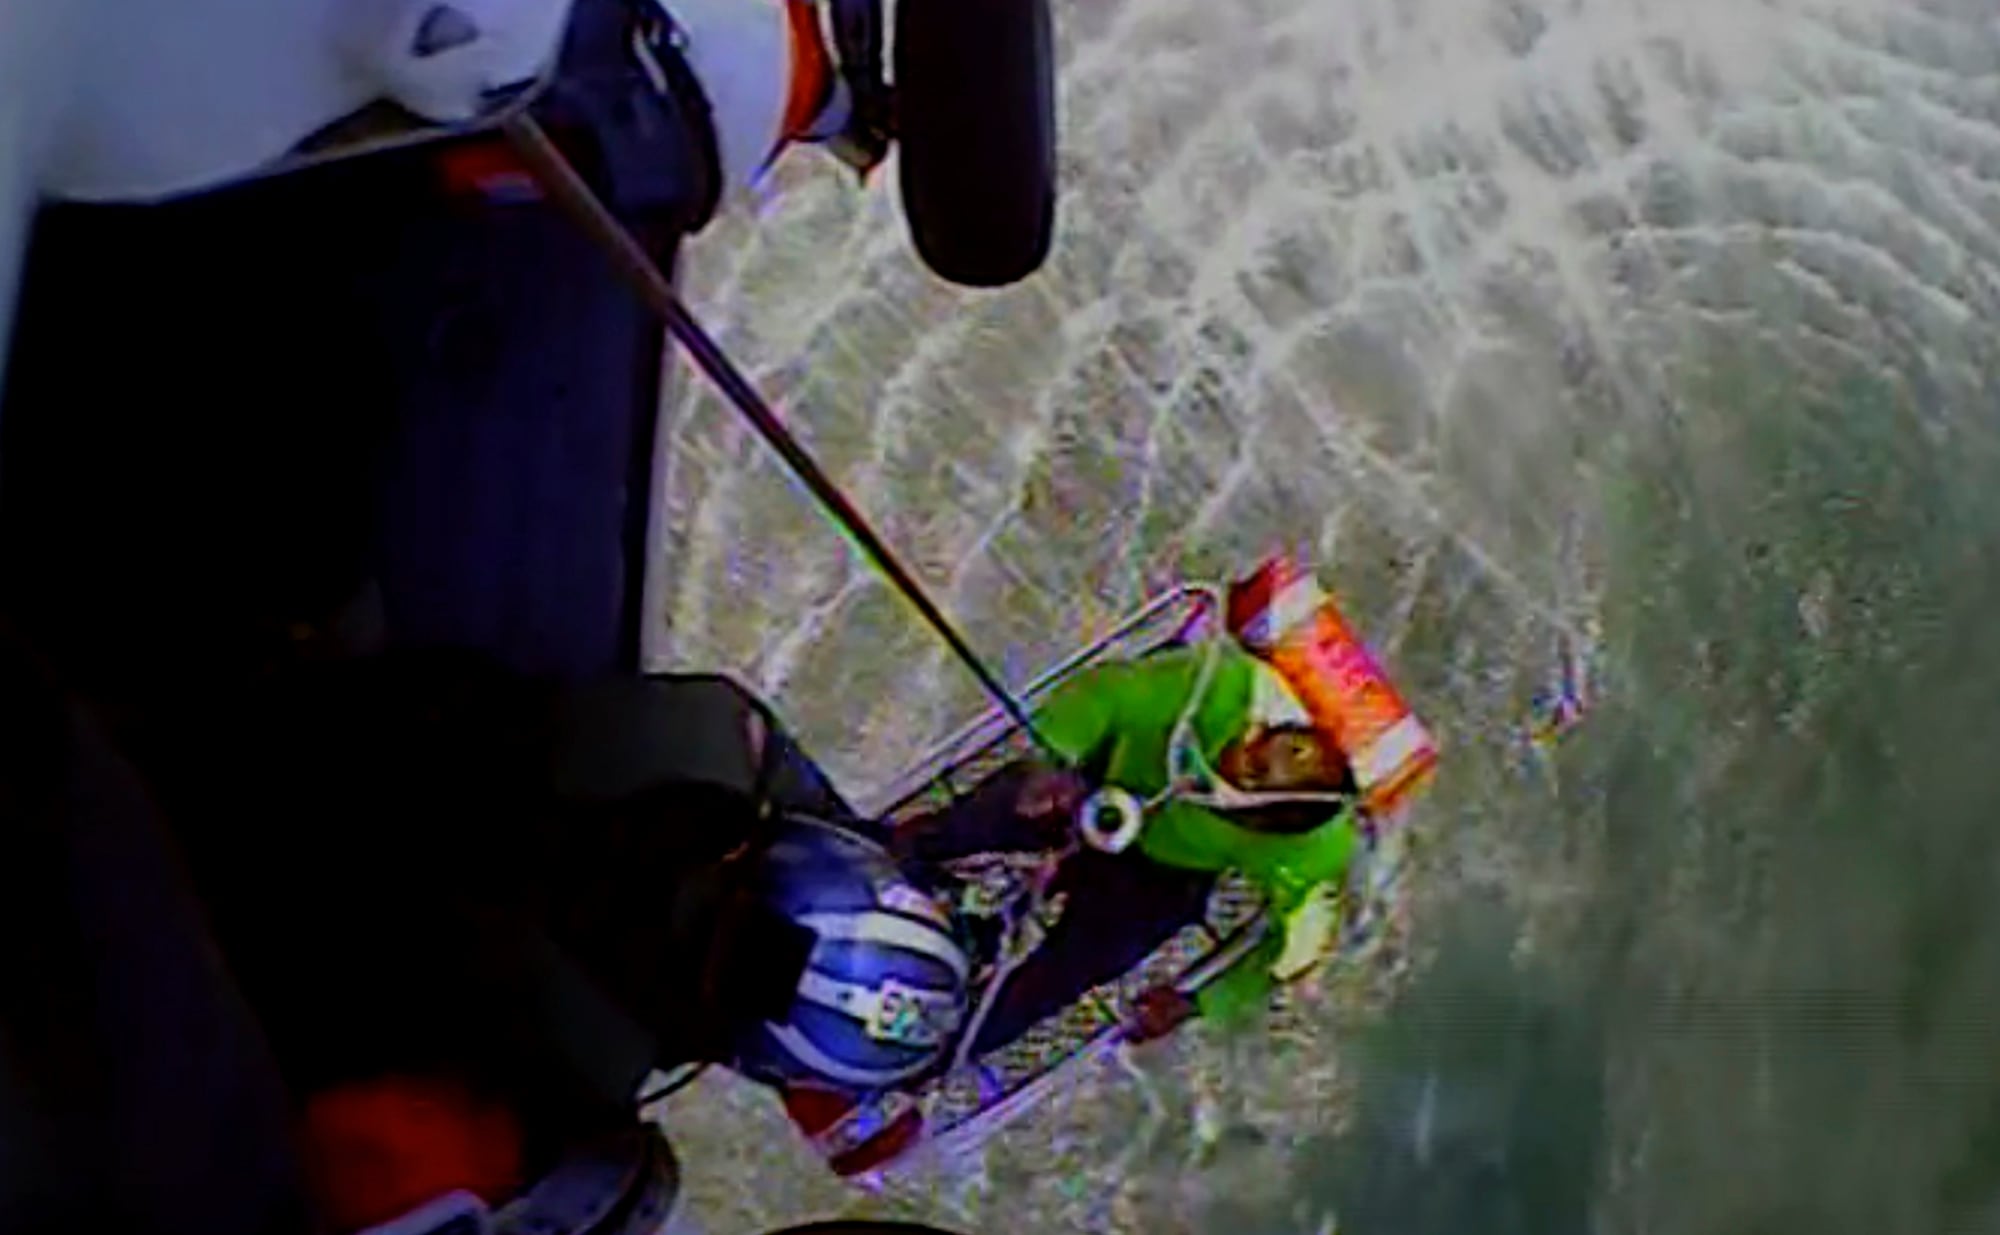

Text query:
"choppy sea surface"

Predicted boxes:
[[645, 1, 2000, 1231]]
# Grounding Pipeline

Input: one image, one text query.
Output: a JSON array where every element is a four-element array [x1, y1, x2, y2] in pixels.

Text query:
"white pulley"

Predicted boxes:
[[1075, 787, 1144, 854]]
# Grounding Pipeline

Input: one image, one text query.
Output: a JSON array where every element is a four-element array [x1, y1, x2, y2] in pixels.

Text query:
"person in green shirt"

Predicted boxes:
[[897, 636, 1362, 1042]]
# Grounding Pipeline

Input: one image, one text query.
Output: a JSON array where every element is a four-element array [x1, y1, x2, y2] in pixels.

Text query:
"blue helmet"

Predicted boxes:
[[736, 818, 971, 1094]]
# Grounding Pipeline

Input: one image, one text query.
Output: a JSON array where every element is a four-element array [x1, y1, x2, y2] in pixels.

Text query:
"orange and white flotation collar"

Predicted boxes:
[[1226, 556, 1439, 818], [778, 0, 837, 146]]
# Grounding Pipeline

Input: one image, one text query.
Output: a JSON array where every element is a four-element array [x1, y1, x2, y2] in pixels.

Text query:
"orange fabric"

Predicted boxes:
[[781, 1084, 924, 1178], [1227, 557, 1439, 815], [299, 1076, 525, 1234], [435, 138, 535, 198], [781, 1083, 860, 1137], [829, 1106, 923, 1177], [780, 0, 836, 143]]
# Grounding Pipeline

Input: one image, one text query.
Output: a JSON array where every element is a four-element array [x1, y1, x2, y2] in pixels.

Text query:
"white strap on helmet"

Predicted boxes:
[[794, 971, 963, 1048], [794, 910, 970, 982]]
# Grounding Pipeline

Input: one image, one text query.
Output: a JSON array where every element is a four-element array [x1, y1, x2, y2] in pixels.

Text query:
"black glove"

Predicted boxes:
[[896, 759, 1078, 866]]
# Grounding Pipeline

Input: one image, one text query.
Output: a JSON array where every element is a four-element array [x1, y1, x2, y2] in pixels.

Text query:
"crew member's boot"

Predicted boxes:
[[813, 0, 891, 177]]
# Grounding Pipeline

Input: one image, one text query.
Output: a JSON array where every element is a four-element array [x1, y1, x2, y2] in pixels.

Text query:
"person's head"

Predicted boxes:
[[732, 818, 971, 1094], [1218, 723, 1353, 795]]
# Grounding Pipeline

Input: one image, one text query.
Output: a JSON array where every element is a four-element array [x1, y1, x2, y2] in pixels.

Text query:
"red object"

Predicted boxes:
[[1124, 985, 1197, 1044], [779, 0, 836, 142], [298, 1076, 525, 1234], [436, 139, 542, 203], [781, 1084, 926, 1178]]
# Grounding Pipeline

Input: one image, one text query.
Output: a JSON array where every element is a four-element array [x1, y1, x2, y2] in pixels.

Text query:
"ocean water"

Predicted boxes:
[[644, 0, 2000, 1231]]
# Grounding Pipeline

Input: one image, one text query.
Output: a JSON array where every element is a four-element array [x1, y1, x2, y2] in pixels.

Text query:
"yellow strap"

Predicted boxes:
[[1270, 884, 1340, 982]]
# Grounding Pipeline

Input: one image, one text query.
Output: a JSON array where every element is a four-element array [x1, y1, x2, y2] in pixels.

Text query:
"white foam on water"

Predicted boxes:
[[654, 0, 1998, 796]]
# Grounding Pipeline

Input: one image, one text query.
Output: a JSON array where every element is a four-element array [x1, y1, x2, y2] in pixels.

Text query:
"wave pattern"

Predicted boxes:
[[647, 0, 2000, 1229]]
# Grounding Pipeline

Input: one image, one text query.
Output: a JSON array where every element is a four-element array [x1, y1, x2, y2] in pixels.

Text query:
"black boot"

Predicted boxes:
[[823, 0, 892, 177]]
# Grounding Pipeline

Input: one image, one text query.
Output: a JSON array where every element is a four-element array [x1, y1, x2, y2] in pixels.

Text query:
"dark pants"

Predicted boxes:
[[970, 849, 1216, 1053], [899, 760, 1218, 1055], [0, 622, 313, 1235], [181, 658, 851, 1098]]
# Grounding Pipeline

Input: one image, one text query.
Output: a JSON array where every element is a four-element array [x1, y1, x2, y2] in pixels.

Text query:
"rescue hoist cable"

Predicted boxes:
[[503, 116, 1052, 753]]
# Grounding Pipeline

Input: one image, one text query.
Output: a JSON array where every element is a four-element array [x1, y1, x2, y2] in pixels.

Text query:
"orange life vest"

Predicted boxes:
[[298, 1075, 526, 1234]]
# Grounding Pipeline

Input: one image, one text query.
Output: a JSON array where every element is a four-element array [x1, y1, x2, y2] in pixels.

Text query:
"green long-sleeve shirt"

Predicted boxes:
[[1032, 643, 1358, 1025]]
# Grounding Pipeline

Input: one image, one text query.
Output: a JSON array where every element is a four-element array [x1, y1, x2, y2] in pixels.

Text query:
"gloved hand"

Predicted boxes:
[[1124, 985, 1197, 1045], [1013, 764, 1089, 820], [893, 759, 1084, 865]]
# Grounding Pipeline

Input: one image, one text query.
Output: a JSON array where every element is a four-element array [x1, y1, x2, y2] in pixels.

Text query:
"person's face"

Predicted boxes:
[[1226, 726, 1339, 791]]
